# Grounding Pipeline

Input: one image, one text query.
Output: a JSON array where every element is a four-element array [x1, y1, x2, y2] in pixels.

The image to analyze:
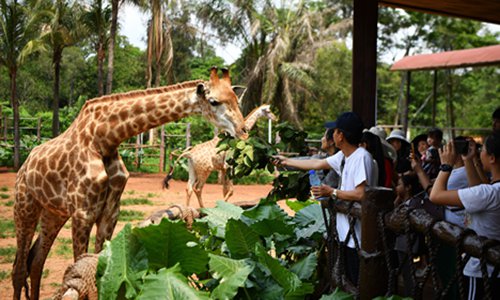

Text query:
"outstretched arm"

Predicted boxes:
[[272, 155, 331, 170]]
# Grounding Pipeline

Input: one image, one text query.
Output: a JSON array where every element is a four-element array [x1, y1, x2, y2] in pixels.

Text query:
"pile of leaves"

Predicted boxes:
[[96, 199, 338, 299]]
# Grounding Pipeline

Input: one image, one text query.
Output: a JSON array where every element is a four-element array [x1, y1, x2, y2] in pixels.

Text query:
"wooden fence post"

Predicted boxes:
[[359, 187, 394, 300], [37, 117, 42, 142], [186, 122, 191, 148], [159, 125, 165, 172]]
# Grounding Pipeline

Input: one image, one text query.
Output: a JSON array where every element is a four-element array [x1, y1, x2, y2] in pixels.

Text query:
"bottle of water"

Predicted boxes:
[[308, 170, 329, 201]]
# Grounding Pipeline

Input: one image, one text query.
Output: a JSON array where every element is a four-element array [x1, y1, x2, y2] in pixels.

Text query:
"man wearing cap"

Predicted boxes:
[[272, 112, 376, 285]]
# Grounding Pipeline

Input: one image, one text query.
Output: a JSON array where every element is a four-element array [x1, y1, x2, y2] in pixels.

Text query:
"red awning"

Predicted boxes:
[[390, 44, 500, 71]]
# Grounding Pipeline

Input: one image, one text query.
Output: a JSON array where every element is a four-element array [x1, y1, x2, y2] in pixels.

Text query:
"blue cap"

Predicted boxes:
[[324, 112, 364, 137]]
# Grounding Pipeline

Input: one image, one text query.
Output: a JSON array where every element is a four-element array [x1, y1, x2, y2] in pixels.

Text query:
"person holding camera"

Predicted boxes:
[[430, 133, 500, 300]]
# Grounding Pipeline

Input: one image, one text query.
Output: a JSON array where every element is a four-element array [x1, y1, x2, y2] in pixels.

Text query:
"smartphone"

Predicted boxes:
[[454, 140, 469, 155]]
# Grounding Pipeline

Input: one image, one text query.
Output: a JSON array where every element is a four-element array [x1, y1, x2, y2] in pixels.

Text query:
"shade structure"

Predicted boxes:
[[391, 44, 500, 71]]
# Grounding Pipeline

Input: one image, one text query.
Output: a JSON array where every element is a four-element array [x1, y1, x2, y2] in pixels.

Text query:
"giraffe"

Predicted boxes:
[[163, 104, 276, 208], [12, 67, 247, 300]]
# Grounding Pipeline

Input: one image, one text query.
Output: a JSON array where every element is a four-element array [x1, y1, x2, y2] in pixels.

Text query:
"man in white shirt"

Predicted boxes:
[[272, 112, 375, 285]]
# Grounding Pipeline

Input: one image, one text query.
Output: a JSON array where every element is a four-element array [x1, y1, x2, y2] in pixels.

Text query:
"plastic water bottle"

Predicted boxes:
[[308, 170, 329, 201]]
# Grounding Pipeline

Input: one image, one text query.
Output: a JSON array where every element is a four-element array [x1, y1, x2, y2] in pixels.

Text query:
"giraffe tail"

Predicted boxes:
[[163, 148, 192, 189]]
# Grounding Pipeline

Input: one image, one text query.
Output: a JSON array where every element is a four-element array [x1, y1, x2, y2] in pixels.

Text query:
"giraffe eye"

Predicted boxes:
[[208, 98, 221, 106]]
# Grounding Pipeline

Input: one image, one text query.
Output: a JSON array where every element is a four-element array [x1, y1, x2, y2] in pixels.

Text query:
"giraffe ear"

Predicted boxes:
[[196, 83, 206, 97], [232, 85, 246, 103]]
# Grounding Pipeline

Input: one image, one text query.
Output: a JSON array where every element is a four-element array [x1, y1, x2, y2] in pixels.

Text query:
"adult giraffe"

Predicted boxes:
[[12, 67, 247, 300], [163, 104, 276, 208]]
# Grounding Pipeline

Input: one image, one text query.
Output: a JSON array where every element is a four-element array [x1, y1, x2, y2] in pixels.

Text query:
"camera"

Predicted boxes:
[[454, 140, 469, 155]]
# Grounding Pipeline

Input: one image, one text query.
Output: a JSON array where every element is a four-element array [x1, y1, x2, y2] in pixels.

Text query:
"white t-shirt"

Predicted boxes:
[[458, 182, 500, 277], [326, 147, 376, 248]]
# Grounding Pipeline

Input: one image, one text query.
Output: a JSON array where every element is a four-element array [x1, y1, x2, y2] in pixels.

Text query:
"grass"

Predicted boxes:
[[146, 193, 157, 198], [0, 270, 10, 280], [121, 197, 153, 206], [54, 237, 73, 258], [0, 186, 8, 192], [0, 246, 16, 263], [0, 219, 16, 238], [0, 193, 9, 199], [4, 200, 13, 207], [118, 210, 145, 222], [125, 190, 136, 195]]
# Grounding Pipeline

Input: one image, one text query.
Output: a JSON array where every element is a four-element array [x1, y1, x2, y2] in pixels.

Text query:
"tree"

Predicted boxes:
[[82, 0, 111, 96], [0, 0, 48, 169], [106, 0, 145, 94], [43, 0, 85, 137]]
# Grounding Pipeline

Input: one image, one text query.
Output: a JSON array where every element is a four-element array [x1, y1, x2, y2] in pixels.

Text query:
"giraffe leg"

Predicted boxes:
[[222, 171, 234, 202], [186, 159, 196, 207], [95, 155, 129, 252], [28, 210, 68, 300], [12, 174, 42, 300], [193, 172, 209, 208]]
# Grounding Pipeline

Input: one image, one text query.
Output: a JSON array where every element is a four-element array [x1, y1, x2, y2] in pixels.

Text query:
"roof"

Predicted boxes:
[[379, 0, 500, 25], [390, 44, 500, 71]]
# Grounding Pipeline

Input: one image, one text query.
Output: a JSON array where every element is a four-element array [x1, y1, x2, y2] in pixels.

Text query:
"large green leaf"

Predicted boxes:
[[319, 287, 355, 300], [133, 218, 209, 274], [250, 218, 294, 238], [254, 243, 302, 294], [199, 201, 243, 238], [243, 200, 290, 223], [294, 204, 326, 240], [209, 254, 254, 299], [137, 264, 210, 300], [225, 219, 262, 259], [97, 224, 148, 299], [289, 253, 317, 280], [286, 199, 316, 212]]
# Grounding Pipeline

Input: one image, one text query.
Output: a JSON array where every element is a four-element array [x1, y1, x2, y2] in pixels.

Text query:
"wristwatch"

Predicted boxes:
[[439, 164, 453, 172], [331, 188, 338, 198]]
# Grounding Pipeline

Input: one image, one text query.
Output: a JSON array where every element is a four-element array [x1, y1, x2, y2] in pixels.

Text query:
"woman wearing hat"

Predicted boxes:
[[387, 129, 412, 175]]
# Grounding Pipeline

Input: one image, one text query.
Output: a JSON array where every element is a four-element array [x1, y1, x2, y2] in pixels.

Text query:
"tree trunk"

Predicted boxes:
[[106, 0, 119, 95], [97, 37, 105, 96], [10, 68, 20, 170], [52, 49, 63, 137]]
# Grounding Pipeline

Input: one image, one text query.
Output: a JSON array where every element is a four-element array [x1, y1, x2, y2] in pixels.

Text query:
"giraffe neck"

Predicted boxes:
[[244, 107, 266, 130], [70, 80, 203, 155]]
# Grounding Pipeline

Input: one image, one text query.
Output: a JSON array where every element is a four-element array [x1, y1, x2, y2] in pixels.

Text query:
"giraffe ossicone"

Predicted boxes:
[[12, 67, 246, 300], [163, 104, 277, 208]]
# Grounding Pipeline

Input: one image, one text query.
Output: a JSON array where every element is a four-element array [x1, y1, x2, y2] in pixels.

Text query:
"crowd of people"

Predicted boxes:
[[272, 107, 500, 300]]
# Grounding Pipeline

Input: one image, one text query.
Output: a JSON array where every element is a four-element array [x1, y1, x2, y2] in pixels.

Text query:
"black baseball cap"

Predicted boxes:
[[324, 112, 364, 138]]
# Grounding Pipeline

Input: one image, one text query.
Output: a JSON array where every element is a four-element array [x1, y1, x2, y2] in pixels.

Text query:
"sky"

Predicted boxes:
[[120, 4, 500, 65]]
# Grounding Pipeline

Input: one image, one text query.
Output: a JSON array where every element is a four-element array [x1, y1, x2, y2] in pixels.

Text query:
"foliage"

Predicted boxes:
[[97, 199, 329, 299]]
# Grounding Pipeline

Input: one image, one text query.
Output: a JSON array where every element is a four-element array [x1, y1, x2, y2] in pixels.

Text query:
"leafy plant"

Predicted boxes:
[[97, 200, 329, 299]]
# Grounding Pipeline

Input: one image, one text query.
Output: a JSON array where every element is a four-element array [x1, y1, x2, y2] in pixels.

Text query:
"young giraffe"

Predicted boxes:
[[163, 104, 276, 208], [12, 67, 247, 300]]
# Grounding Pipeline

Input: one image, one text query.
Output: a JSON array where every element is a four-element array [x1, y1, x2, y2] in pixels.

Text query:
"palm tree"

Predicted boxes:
[[106, 0, 145, 95], [43, 0, 85, 137], [0, 0, 48, 170], [82, 0, 111, 96]]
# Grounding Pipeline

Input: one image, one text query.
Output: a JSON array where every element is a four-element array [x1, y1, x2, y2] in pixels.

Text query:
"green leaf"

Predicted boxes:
[[250, 218, 294, 237], [254, 243, 302, 293], [236, 140, 246, 149], [243, 201, 290, 223], [137, 264, 210, 300], [286, 199, 316, 212], [133, 218, 209, 275], [97, 224, 148, 299], [225, 219, 262, 259], [209, 254, 254, 299], [289, 253, 317, 280], [200, 201, 243, 238]]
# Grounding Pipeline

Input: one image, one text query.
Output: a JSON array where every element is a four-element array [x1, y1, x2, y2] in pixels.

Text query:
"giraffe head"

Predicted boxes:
[[195, 67, 248, 139]]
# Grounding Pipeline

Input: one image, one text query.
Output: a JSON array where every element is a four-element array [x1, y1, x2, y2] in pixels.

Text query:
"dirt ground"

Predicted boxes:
[[0, 170, 275, 300]]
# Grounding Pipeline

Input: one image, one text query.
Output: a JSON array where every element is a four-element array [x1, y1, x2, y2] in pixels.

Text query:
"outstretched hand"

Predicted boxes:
[[271, 155, 287, 167]]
